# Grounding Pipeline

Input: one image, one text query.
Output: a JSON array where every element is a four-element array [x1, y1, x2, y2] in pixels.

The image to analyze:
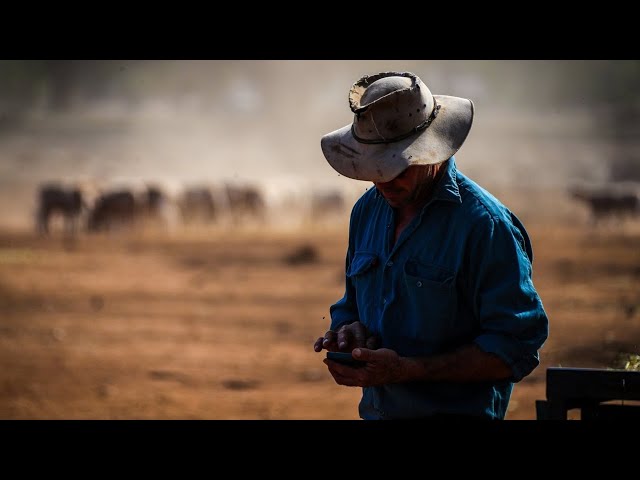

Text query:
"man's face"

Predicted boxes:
[[373, 166, 430, 209]]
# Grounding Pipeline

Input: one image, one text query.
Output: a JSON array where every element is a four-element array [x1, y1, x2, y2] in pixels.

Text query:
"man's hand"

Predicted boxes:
[[323, 348, 405, 387], [313, 321, 380, 353]]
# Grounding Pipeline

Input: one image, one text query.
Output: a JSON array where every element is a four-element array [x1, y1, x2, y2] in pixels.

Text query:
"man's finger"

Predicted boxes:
[[352, 348, 376, 361], [314, 337, 325, 352], [324, 360, 361, 387], [322, 331, 337, 348], [337, 328, 352, 351], [351, 322, 366, 348], [365, 335, 381, 350]]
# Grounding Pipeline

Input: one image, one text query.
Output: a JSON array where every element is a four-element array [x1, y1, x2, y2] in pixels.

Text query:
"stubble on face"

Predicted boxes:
[[374, 163, 444, 209]]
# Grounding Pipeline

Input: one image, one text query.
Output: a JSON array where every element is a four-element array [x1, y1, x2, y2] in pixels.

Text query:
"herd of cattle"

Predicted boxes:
[[34, 179, 640, 236], [35, 180, 351, 236]]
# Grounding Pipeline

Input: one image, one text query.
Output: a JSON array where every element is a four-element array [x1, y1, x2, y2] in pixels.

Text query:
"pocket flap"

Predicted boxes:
[[404, 260, 455, 285], [347, 252, 378, 277]]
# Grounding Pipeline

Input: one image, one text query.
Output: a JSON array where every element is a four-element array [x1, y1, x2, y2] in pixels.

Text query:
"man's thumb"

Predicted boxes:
[[352, 348, 374, 361]]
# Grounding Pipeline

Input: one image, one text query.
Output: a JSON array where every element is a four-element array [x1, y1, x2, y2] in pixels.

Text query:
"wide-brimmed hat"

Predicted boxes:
[[320, 71, 474, 183]]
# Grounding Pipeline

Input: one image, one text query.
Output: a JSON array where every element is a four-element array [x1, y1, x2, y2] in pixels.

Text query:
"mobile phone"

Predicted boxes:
[[326, 351, 366, 367]]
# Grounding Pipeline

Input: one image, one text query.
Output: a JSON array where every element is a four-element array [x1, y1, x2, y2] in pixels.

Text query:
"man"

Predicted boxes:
[[313, 71, 549, 420]]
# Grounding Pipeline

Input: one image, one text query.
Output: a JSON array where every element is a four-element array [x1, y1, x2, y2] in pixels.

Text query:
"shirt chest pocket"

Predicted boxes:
[[402, 260, 458, 342], [347, 251, 379, 317]]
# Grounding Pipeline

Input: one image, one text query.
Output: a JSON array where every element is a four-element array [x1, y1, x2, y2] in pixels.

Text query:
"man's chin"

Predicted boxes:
[[383, 195, 409, 208], [381, 192, 403, 205]]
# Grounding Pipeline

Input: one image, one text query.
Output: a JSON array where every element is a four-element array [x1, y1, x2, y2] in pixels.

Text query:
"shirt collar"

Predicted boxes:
[[432, 156, 462, 204], [373, 156, 462, 204]]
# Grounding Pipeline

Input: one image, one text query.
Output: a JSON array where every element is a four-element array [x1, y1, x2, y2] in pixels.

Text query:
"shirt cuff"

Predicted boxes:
[[474, 334, 540, 383]]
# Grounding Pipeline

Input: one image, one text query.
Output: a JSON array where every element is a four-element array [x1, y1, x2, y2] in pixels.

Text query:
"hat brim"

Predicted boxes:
[[321, 95, 474, 183]]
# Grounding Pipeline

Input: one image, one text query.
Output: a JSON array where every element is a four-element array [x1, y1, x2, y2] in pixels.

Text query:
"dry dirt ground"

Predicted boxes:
[[1, 210, 640, 420]]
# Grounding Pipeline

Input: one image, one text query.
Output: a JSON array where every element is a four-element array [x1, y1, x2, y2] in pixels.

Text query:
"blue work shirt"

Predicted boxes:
[[329, 156, 549, 420]]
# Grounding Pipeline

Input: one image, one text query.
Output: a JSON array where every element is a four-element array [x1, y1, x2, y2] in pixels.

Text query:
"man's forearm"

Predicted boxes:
[[399, 343, 513, 383]]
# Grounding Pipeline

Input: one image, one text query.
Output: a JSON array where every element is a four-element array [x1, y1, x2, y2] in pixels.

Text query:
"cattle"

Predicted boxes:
[[145, 185, 164, 215], [224, 183, 266, 225], [569, 185, 640, 225], [35, 183, 85, 236], [87, 190, 136, 232], [135, 184, 178, 231], [179, 186, 217, 224]]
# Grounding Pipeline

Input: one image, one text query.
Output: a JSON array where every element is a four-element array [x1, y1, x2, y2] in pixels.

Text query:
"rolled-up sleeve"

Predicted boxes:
[[468, 215, 549, 382]]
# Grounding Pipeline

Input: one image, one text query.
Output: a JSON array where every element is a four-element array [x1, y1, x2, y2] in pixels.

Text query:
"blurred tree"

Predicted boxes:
[[587, 61, 640, 181], [0, 60, 48, 126], [460, 60, 640, 181], [0, 60, 145, 116]]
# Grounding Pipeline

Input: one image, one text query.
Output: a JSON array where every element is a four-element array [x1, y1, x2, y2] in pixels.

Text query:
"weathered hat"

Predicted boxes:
[[321, 71, 474, 182]]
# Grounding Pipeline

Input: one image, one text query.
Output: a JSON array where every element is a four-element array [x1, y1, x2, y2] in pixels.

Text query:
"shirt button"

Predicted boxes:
[[416, 281, 423, 287], [386, 261, 393, 267]]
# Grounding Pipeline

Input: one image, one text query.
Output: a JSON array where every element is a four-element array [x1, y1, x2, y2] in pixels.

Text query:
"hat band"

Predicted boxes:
[[351, 98, 441, 145]]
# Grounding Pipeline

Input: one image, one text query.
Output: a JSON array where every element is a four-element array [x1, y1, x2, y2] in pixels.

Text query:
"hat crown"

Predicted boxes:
[[349, 72, 435, 144], [360, 76, 412, 105]]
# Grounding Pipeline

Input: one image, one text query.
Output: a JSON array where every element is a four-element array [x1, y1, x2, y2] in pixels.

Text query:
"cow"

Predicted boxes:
[[133, 184, 179, 232], [224, 183, 266, 225], [179, 186, 217, 224], [569, 185, 640, 225], [145, 185, 164, 215], [87, 190, 136, 232], [35, 183, 85, 236]]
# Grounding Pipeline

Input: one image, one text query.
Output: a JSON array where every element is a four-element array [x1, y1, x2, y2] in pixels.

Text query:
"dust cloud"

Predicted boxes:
[[1, 60, 637, 229]]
